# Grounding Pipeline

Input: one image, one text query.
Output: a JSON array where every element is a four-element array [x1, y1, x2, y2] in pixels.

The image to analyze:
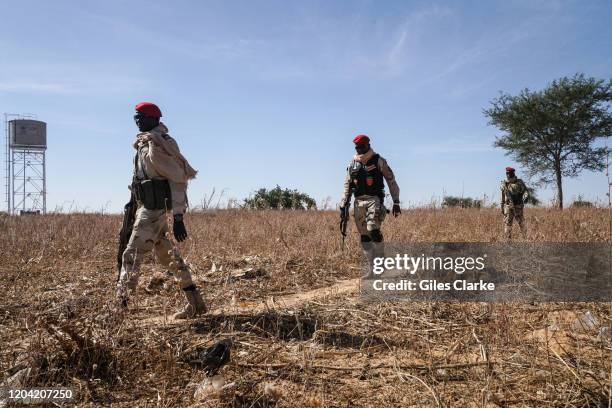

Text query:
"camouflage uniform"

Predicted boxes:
[[340, 150, 400, 277], [500, 176, 529, 239], [353, 195, 387, 235], [117, 123, 205, 318]]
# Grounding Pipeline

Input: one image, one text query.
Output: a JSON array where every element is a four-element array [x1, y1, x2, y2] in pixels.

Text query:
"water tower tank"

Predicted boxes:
[[9, 119, 47, 149]]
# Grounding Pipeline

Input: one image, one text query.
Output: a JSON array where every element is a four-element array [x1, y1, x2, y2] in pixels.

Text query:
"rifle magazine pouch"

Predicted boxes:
[[508, 191, 524, 206], [138, 179, 172, 210]]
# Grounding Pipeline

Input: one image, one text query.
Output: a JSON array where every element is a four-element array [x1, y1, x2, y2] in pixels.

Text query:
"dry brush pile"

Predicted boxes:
[[0, 208, 610, 407]]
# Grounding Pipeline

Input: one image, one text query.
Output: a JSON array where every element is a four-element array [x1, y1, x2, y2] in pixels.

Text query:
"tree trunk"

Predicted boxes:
[[555, 160, 563, 209]]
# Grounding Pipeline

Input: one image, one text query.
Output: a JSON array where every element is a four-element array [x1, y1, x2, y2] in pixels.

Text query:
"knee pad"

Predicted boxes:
[[360, 235, 372, 243], [370, 229, 383, 242]]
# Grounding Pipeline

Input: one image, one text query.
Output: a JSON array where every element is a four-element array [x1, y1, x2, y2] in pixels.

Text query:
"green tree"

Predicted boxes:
[[242, 185, 317, 210], [570, 195, 594, 208], [484, 74, 612, 209], [442, 196, 482, 208]]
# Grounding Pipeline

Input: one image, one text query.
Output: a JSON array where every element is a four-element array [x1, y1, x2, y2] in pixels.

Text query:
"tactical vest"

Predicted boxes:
[[503, 179, 526, 206], [132, 142, 172, 210], [350, 154, 385, 200]]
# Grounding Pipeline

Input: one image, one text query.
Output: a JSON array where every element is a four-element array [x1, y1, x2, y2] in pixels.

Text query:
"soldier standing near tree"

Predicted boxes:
[[339, 134, 401, 278], [500, 166, 529, 239]]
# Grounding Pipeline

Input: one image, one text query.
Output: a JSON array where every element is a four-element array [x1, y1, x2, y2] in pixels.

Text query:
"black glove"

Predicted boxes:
[[392, 203, 401, 217], [339, 206, 346, 219], [173, 214, 188, 242]]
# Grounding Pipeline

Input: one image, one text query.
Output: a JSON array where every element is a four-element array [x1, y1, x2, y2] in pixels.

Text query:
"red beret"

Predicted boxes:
[[505, 167, 515, 172], [135, 102, 162, 118], [353, 134, 370, 145]]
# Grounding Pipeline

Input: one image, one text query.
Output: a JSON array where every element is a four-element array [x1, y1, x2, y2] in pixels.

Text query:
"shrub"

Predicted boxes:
[[442, 196, 482, 208], [571, 195, 594, 208], [242, 185, 317, 210]]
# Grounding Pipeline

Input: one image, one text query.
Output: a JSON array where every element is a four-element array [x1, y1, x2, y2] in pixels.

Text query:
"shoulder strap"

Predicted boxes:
[[369, 153, 380, 168]]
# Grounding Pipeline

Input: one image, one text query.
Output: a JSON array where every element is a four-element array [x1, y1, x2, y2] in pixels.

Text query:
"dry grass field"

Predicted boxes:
[[0, 208, 611, 407]]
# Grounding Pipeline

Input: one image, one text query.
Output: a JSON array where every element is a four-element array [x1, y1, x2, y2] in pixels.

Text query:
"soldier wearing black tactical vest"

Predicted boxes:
[[501, 166, 529, 239], [116, 102, 206, 319], [340, 134, 401, 278]]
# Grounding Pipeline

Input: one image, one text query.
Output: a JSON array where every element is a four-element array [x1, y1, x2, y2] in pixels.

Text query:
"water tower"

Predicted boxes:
[[4, 114, 47, 215]]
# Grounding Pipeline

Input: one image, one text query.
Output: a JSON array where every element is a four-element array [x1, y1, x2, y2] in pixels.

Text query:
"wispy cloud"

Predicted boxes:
[[427, 29, 530, 84], [342, 5, 456, 79], [0, 81, 77, 94], [84, 13, 264, 62], [448, 74, 499, 98], [386, 6, 454, 70], [0, 64, 149, 95]]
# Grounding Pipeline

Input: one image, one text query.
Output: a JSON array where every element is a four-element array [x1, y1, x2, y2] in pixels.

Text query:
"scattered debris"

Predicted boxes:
[[200, 339, 232, 375], [230, 267, 268, 281], [144, 272, 170, 293], [262, 382, 284, 401], [571, 311, 599, 332], [193, 374, 226, 401], [598, 326, 611, 343], [0, 367, 31, 407]]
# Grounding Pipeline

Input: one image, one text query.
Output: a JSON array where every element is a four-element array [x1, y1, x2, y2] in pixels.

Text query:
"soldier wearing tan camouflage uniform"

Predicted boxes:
[[116, 102, 206, 319], [340, 134, 401, 277], [501, 166, 529, 239]]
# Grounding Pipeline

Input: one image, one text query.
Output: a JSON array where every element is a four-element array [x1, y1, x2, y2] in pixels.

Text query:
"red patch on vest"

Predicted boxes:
[[366, 177, 374, 186]]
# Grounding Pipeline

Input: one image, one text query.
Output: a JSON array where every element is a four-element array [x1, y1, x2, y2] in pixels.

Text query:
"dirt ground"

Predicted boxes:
[[0, 208, 610, 407]]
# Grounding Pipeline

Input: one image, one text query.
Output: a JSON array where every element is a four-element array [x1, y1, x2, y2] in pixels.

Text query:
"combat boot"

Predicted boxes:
[[372, 241, 385, 263], [504, 226, 512, 240], [115, 278, 131, 310], [174, 285, 207, 319], [114, 294, 129, 311], [361, 241, 375, 279]]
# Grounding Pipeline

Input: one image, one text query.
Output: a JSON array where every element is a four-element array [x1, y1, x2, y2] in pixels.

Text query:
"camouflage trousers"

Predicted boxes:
[[354, 195, 386, 280], [116, 206, 194, 300], [503, 205, 525, 238], [353, 195, 386, 235]]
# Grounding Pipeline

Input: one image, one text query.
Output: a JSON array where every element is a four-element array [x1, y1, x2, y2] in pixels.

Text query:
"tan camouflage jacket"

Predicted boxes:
[[500, 177, 529, 208], [340, 151, 400, 207], [134, 123, 193, 215]]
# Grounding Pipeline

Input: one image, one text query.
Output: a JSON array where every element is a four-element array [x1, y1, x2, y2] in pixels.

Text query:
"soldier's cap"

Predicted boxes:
[[135, 102, 162, 118], [353, 134, 370, 145], [505, 166, 515, 172]]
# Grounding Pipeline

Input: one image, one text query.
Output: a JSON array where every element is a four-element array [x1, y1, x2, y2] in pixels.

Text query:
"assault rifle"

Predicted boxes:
[[340, 205, 350, 251], [339, 185, 353, 251], [117, 189, 137, 281]]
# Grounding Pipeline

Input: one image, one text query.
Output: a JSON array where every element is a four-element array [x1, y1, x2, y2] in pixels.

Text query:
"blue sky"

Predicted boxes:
[[1, 0, 611, 212]]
